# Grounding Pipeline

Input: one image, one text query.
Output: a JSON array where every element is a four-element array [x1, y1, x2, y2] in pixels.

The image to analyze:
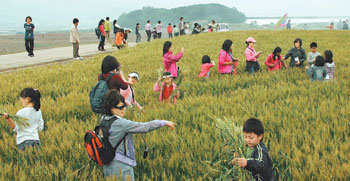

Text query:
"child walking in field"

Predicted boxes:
[[120, 72, 143, 111], [323, 50, 335, 81], [235, 118, 273, 181], [162, 41, 184, 78], [307, 42, 321, 66], [2, 88, 44, 150], [245, 37, 262, 74], [198, 55, 214, 78], [265, 47, 288, 71], [153, 72, 180, 103], [306, 55, 327, 81]]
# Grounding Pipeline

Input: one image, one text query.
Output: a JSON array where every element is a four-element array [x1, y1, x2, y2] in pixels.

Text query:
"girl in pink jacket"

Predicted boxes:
[[198, 55, 214, 78], [218, 39, 239, 74], [163, 41, 184, 78], [120, 72, 143, 111], [245, 37, 262, 74]]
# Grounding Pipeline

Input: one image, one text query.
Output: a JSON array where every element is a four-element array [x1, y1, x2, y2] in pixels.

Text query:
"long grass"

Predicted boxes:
[[0, 30, 349, 180]]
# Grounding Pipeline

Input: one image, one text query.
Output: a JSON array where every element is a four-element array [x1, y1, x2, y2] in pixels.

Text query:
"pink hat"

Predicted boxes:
[[246, 37, 256, 43]]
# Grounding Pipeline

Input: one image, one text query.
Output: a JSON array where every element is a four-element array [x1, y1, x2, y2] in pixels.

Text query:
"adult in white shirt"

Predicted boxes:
[[145, 20, 152, 42]]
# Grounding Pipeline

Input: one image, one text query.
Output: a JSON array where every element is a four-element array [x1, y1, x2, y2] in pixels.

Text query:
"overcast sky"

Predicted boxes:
[[0, 0, 349, 30]]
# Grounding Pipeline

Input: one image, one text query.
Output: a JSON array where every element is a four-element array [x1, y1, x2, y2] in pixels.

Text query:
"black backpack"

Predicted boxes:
[[95, 27, 101, 38], [89, 73, 115, 114], [84, 116, 126, 166]]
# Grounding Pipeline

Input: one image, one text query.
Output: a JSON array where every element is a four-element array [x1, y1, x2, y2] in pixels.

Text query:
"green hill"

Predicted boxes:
[[118, 3, 246, 29]]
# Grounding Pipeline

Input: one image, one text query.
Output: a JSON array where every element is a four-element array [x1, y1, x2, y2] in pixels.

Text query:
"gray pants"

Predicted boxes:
[[17, 140, 40, 151], [103, 160, 134, 181], [72, 43, 80, 58], [136, 34, 141, 43]]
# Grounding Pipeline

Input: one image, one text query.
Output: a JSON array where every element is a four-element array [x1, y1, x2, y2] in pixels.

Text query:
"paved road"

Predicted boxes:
[[0, 42, 136, 72]]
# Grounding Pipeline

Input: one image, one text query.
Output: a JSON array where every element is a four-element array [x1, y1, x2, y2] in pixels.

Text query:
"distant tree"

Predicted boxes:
[[118, 3, 246, 29]]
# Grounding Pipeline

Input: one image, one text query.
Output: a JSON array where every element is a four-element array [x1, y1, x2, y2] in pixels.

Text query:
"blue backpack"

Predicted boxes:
[[89, 74, 115, 113]]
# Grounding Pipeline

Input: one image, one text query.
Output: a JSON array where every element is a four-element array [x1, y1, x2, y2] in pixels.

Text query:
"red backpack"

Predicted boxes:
[[84, 116, 126, 166]]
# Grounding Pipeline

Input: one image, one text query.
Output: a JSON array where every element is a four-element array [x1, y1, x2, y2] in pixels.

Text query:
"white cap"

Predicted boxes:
[[128, 72, 139, 80]]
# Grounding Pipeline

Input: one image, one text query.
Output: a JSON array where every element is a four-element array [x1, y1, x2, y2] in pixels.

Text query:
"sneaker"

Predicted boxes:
[[30, 54, 34, 57], [101, 49, 106, 51], [74, 57, 80, 60]]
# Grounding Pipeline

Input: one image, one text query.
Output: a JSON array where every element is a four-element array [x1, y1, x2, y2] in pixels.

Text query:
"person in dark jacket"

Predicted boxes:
[[98, 56, 128, 90], [284, 38, 306, 68], [235, 118, 273, 181]]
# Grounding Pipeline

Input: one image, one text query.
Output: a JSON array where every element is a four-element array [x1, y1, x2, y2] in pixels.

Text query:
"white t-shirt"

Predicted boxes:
[[15, 107, 44, 145]]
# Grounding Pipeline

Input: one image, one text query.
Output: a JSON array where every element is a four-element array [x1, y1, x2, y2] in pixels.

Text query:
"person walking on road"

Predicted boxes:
[[145, 20, 152, 42], [98, 19, 106, 51], [135, 23, 141, 43], [24, 16, 35, 57], [70, 18, 82, 60]]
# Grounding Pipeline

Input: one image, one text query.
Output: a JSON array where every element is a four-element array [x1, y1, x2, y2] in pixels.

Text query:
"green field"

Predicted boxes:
[[0, 30, 349, 180]]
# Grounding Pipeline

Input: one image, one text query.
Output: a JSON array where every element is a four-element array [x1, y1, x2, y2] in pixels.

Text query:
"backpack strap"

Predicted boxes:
[[101, 116, 127, 149]]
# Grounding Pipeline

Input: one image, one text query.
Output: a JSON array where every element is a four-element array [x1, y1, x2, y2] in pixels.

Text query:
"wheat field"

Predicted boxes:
[[0, 30, 349, 180]]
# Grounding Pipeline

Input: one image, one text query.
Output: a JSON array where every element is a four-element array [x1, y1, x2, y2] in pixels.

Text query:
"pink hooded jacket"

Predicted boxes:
[[218, 49, 238, 74], [153, 81, 177, 103], [163, 51, 183, 77]]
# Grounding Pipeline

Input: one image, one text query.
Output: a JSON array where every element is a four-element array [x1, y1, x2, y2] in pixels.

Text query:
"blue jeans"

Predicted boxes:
[[17, 140, 40, 151], [103, 160, 135, 181]]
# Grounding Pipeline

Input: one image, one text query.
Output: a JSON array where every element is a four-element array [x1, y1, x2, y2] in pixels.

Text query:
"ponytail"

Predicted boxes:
[[20, 88, 41, 111]]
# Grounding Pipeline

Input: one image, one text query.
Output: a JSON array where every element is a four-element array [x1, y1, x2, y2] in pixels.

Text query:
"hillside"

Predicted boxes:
[[0, 30, 349, 180], [118, 3, 246, 29]]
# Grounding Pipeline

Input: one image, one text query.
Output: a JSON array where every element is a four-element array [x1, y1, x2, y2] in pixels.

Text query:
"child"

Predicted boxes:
[[324, 50, 335, 81], [115, 29, 125, 49], [245, 37, 262, 74], [120, 72, 143, 111], [152, 27, 157, 39], [173, 25, 179, 37], [284, 38, 306, 68], [2, 88, 44, 150], [235, 118, 273, 181], [265, 47, 288, 71], [163, 41, 184, 78], [307, 42, 321, 66], [167, 23, 173, 38], [198, 55, 214, 78], [306, 55, 327, 81], [153, 72, 180, 103]]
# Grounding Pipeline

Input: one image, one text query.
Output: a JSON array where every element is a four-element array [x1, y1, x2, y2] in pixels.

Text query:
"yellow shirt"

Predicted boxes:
[[105, 20, 111, 31]]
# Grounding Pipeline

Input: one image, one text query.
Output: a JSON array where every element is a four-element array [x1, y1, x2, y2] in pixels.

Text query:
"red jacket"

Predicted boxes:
[[167, 26, 173, 33], [98, 73, 128, 90], [265, 54, 286, 71]]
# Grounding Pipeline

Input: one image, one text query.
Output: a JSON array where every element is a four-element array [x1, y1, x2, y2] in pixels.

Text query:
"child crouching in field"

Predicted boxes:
[[265, 47, 288, 71], [306, 55, 327, 81], [153, 72, 180, 103], [235, 118, 273, 181], [198, 55, 214, 78], [324, 50, 335, 81], [120, 72, 143, 111], [2, 88, 44, 150]]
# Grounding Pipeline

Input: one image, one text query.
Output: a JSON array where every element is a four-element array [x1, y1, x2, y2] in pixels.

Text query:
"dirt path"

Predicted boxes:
[[0, 42, 136, 72]]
